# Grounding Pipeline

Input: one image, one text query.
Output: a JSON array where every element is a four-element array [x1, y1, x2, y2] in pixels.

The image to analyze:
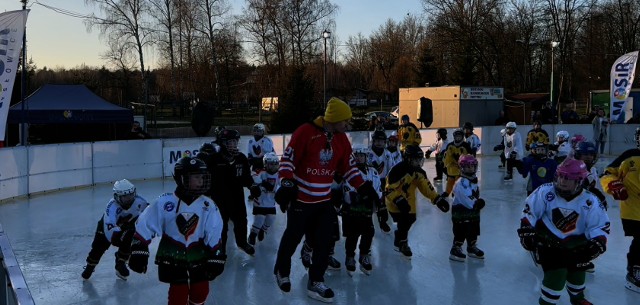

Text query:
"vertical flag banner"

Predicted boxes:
[[610, 50, 639, 123], [0, 10, 29, 141]]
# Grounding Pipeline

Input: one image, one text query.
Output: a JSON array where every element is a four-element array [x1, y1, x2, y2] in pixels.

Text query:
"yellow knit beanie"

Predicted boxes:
[[324, 97, 352, 123]]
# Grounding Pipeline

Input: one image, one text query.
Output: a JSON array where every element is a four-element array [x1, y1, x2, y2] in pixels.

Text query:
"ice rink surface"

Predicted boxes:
[[1, 156, 639, 305]]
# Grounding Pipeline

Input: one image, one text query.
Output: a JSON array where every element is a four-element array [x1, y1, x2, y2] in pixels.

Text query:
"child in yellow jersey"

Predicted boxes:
[[385, 145, 449, 258], [443, 128, 472, 195]]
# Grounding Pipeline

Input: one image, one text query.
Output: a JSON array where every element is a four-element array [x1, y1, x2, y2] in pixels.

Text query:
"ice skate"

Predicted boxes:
[[449, 245, 466, 262], [359, 253, 372, 275], [258, 228, 266, 241], [467, 244, 485, 259], [275, 271, 291, 292], [300, 243, 312, 270], [584, 262, 595, 273], [379, 221, 391, 233], [570, 298, 593, 305], [625, 266, 640, 293], [115, 260, 129, 280], [238, 243, 255, 256], [433, 176, 443, 183], [394, 240, 412, 259], [503, 173, 512, 181], [81, 264, 96, 280], [345, 256, 356, 276], [248, 232, 257, 246], [307, 281, 334, 303], [327, 255, 341, 270]]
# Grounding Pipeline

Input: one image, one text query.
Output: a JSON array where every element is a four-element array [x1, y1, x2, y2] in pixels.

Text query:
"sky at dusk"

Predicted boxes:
[[0, 0, 423, 70]]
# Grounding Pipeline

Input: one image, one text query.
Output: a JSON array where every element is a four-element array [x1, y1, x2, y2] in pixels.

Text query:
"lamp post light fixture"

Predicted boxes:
[[322, 30, 331, 107], [550, 41, 560, 120]]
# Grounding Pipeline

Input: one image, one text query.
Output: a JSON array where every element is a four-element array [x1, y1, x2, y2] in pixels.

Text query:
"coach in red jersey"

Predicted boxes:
[[273, 97, 379, 303]]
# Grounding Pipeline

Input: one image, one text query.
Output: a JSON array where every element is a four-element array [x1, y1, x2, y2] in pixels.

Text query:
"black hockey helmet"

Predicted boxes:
[[371, 130, 387, 141], [463, 122, 474, 130], [437, 128, 447, 136], [199, 142, 215, 155], [173, 157, 210, 196], [403, 145, 424, 168], [218, 129, 241, 155]]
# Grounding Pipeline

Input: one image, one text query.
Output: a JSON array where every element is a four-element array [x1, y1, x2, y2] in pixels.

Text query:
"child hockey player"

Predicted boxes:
[[600, 127, 640, 293], [342, 144, 383, 275], [549, 130, 571, 163], [385, 145, 450, 258], [449, 155, 485, 262], [128, 157, 225, 305], [387, 131, 403, 165], [516, 142, 557, 196], [518, 159, 609, 305], [398, 115, 421, 152], [493, 128, 507, 168], [525, 120, 550, 151], [248, 152, 279, 245], [369, 130, 393, 233], [81, 179, 149, 280], [247, 123, 275, 171], [208, 129, 258, 256], [443, 128, 472, 194], [503, 122, 524, 181], [425, 128, 448, 183], [462, 122, 481, 156]]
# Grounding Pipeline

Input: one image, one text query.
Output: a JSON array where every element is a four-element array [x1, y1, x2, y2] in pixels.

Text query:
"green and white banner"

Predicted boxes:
[[0, 10, 29, 141]]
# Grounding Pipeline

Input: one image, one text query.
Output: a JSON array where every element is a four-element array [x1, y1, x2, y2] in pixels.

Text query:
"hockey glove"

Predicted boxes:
[[249, 184, 262, 199], [393, 196, 411, 213], [260, 180, 275, 192], [434, 195, 450, 213], [493, 144, 505, 152], [517, 226, 537, 251], [474, 198, 486, 211], [330, 188, 344, 211], [607, 180, 628, 200], [377, 207, 391, 232], [128, 237, 149, 274], [206, 251, 227, 280], [583, 238, 606, 262], [509, 151, 518, 159], [357, 181, 380, 211], [274, 179, 298, 213], [424, 150, 432, 159], [111, 230, 124, 247]]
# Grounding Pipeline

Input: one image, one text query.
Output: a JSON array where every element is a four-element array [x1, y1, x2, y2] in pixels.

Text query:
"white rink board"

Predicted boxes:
[[1, 125, 639, 201]]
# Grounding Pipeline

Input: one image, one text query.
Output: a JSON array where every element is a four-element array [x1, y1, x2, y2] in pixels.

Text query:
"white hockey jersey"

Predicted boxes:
[[428, 138, 449, 156], [135, 193, 223, 266], [587, 167, 600, 190], [388, 149, 402, 168], [452, 176, 480, 210], [522, 184, 609, 242], [102, 196, 149, 242], [503, 131, 524, 159], [341, 167, 382, 205], [368, 149, 396, 179], [247, 137, 274, 159], [554, 141, 572, 158], [251, 170, 279, 208], [465, 134, 481, 154]]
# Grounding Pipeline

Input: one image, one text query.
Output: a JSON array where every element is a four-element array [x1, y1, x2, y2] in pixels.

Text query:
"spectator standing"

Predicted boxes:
[[592, 108, 609, 155], [129, 121, 151, 139]]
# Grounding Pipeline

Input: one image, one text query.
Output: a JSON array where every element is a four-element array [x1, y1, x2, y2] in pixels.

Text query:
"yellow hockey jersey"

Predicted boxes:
[[443, 141, 473, 177], [601, 149, 640, 221], [385, 161, 439, 214], [398, 123, 422, 152]]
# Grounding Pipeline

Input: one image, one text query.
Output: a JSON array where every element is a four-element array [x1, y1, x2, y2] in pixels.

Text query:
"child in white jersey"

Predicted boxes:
[[248, 152, 280, 245]]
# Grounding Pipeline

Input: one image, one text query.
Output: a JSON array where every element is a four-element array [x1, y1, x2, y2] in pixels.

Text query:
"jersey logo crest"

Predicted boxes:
[[545, 192, 555, 202], [536, 167, 547, 178], [176, 213, 199, 240], [372, 160, 385, 174], [164, 202, 175, 212], [319, 148, 333, 166], [551, 207, 579, 234], [252, 144, 262, 156]]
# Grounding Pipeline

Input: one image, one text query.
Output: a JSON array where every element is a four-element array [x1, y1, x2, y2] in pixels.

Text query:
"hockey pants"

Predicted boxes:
[[343, 214, 375, 257], [86, 220, 133, 265], [451, 206, 480, 246], [167, 280, 209, 305], [274, 201, 333, 282]]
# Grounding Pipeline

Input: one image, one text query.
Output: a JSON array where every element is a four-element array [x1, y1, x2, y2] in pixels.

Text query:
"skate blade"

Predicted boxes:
[[307, 291, 333, 303], [467, 254, 485, 259], [347, 270, 355, 277], [625, 281, 640, 293], [449, 255, 466, 262], [327, 265, 341, 271], [359, 266, 371, 275], [116, 272, 128, 281]]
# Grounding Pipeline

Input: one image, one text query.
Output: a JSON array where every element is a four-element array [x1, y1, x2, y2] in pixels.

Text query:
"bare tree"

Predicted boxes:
[[148, 0, 178, 114], [280, 0, 337, 66]]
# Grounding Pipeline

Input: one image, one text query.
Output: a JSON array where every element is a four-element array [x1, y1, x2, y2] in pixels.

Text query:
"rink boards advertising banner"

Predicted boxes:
[[0, 10, 29, 141], [610, 50, 639, 123]]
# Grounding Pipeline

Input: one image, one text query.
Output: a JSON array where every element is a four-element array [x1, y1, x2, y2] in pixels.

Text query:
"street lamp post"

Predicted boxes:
[[550, 41, 560, 121], [322, 30, 331, 107]]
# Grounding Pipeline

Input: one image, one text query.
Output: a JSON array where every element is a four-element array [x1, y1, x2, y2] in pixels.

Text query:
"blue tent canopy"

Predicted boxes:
[[8, 84, 133, 124]]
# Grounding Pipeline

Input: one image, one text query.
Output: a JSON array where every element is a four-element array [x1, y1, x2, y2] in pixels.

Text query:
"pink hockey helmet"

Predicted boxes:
[[570, 134, 586, 149], [458, 154, 478, 176], [554, 159, 588, 198]]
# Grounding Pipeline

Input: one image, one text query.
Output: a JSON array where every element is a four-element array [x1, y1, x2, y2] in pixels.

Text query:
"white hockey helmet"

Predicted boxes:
[[556, 130, 569, 141], [113, 179, 136, 208], [263, 152, 279, 174], [505, 122, 517, 129], [352, 144, 370, 164], [252, 123, 266, 136]]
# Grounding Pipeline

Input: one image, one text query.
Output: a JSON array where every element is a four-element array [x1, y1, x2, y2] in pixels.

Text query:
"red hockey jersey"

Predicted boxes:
[[280, 118, 365, 203]]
